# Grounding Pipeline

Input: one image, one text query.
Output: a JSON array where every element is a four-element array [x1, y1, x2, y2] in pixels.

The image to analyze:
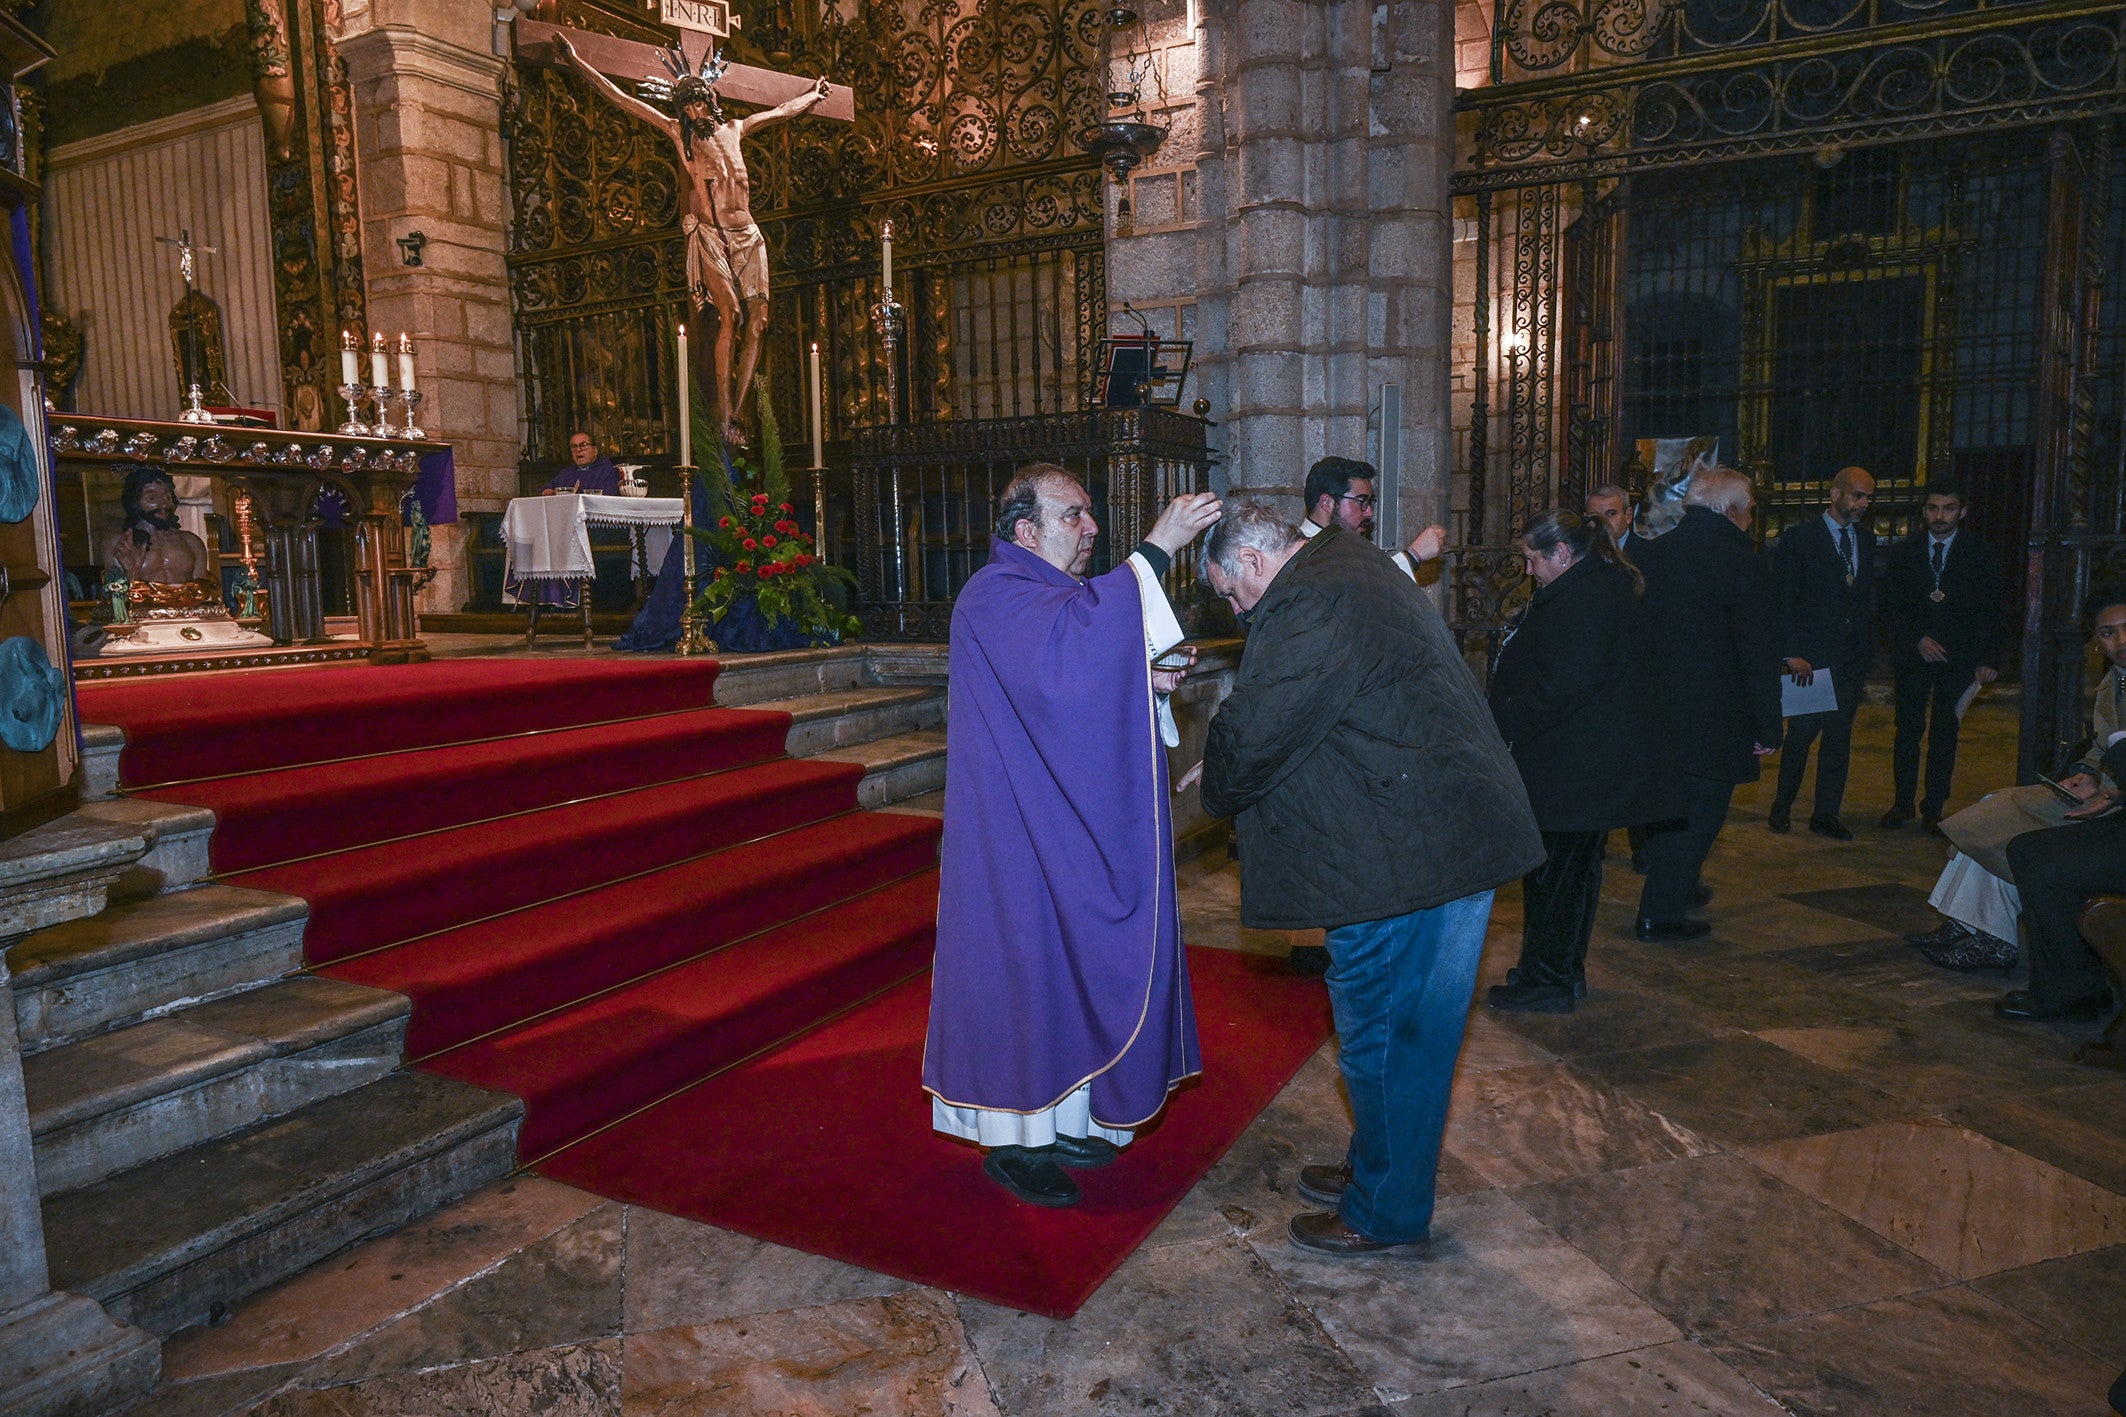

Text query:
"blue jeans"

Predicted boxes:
[[1324, 890, 1495, 1242]]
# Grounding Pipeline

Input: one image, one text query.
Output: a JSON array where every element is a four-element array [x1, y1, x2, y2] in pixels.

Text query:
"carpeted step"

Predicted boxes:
[[323, 810, 944, 1056], [233, 756, 868, 965], [156, 705, 793, 875], [77, 658, 725, 787], [429, 870, 943, 1161]]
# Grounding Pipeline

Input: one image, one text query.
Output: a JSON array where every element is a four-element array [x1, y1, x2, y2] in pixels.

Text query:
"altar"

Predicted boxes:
[[501, 492, 684, 646]]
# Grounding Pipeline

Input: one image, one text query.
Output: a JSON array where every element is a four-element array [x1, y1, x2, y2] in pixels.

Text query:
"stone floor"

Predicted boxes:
[[119, 702, 2126, 1416]]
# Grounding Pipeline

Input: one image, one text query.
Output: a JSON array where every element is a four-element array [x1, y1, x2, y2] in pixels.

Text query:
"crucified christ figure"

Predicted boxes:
[[555, 34, 829, 446]]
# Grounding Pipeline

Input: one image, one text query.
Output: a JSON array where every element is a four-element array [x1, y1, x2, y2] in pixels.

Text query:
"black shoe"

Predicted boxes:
[[1507, 965, 1587, 999], [1687, 883, 1714, 909], [1050, 1133, 1120, 1170], [1767, 808, 1792, 834], [1637, 916, 1712, 942], [1288, 1210, 1429, 1258], [1880, 809, 1912, 829], [1921, 815, 1947, 840], [1995, 990, 2110, 1022], [1904, 919, 1975, 951], [1920, 929, 2018, 972], [1809, 817, 1854, 841], [1488, 980, 1575, 1013], [982, 1146, 1081, 1206], [1286, 945, 1331, 977], [1297, 1162, 1351, 1206]]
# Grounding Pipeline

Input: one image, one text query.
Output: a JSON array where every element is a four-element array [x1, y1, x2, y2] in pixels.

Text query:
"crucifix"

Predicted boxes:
[[156, 228, 231, 406], [516, 19, 855, 449], [155, 229, 217, 292]]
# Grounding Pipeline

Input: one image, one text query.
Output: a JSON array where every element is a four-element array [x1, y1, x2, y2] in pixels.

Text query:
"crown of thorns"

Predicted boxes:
[[641, 45, 728, 107]]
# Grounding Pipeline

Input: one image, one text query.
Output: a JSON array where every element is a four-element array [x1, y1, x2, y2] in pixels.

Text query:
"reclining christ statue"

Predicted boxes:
[[554, 33, 830, 446]]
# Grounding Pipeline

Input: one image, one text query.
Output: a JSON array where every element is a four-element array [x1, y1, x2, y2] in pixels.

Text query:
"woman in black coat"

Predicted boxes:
[[1486, 509, 1675, 1013]]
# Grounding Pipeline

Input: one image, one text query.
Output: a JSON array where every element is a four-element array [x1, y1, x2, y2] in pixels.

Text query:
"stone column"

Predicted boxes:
[[336, 2, 519, 615], [1185, 0, 1455, 543], [0, 821, 160, 1416]]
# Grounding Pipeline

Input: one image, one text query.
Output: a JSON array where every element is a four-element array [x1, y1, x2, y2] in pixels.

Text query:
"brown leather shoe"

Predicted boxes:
[[1296, 1162, 1351, 1206], [1287, 1210, 1429, 1257]]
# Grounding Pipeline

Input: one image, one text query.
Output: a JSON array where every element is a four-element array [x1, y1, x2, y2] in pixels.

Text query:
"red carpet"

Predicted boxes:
[[536, 946, 1333, 1318]]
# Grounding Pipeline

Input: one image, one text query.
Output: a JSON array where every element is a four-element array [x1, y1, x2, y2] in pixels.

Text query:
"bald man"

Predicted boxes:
[[1768, 466, 1876, 839]]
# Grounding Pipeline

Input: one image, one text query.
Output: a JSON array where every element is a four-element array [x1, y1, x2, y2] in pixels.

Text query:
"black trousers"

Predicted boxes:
[[1517, 829, 1605, 987], [1773, 667, 1865, 822], [1638, 773, 1736, 925], [2006, 816, 2126, 1007], [1893, 661, 1971, 816]]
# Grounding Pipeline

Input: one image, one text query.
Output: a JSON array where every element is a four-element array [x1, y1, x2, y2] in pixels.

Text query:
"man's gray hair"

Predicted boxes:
[[993, 462, 1077, 542], [1587, 483, 1630, 504], [1682, 466, 1754, 516], [1200, 499, 1302, 579]]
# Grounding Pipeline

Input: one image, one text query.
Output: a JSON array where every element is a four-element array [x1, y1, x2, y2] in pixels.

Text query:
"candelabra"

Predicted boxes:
[[399, 389, 426, 441], [337, 384, 372, 437], [178, 383, 214, 425]]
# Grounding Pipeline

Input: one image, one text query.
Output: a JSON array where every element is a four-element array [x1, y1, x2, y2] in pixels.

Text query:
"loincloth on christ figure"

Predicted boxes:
[[682, 215, 769, 307]]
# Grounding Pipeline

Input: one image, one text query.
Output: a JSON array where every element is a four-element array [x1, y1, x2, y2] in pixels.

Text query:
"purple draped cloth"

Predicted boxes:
[[923, 539, 1199, 1131]]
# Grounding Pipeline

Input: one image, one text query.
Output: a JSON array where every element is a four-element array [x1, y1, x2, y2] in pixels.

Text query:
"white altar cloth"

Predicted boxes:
[[500, 494, 683, 603]]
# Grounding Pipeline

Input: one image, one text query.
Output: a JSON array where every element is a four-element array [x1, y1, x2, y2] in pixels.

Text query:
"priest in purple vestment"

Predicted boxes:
[[543, 431, 623, 496], [924, 464, 1222, 1207]]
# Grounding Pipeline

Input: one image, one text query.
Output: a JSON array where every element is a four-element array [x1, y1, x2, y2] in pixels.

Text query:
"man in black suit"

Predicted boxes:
[[1633, 468, 1785, 940], [1997, 740, 2126, 1023], [1769, 466, 1876, 839], [1881, 480, 2003, 832]]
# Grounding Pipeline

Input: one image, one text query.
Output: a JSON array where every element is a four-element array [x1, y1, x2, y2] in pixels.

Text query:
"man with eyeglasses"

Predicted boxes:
[[1302, 456, 1446, 579], [544, 431, 623, 496]]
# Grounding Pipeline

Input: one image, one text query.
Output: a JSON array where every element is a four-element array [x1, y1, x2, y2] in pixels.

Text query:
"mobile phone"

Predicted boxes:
[[1151, 648, 1194, 672], [2038, 773, 2086, 805]]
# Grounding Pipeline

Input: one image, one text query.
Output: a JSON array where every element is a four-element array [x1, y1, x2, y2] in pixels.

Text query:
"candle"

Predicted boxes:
[[676, 322, 691, 468], [880, 219, 893, 292], [369, 332, 389, 389], [340, 331, 360, 387], [397, 333, 417, 393], [808, 342, 823, 470]]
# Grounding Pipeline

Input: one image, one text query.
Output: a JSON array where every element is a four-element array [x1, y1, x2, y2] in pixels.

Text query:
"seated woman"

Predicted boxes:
[[1905, 584, 2126, 970], [1485, 509, 1677, 1012]]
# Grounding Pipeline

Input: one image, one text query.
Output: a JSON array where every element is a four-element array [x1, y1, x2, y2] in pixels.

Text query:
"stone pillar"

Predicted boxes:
[[0, 822, 161, 1416], [336, 2, 519, 615], [1184, 0, 1455, 544]]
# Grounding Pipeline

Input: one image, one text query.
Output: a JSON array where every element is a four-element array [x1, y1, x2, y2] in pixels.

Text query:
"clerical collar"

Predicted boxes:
[[1300, 517, 1324, 538]]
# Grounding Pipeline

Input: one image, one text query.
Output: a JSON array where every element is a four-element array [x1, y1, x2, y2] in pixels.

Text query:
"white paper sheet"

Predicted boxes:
[[1781, 668, 1837, 718]]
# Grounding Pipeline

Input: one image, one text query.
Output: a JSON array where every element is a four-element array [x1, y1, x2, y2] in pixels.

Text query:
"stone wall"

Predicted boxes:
[[335, 0, 517, 614]]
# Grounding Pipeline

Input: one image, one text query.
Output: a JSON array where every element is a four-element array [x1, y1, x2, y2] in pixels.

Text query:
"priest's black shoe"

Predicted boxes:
[[1288, 1210, 1429, 1258], [982, 1146, 1081, 1207], [1766, 807, 1791, 834], [1506, 965, 1587, 1000], [1880, 808, 1911, 828], [1297, 1162, 1351, 1206], [1050, 1133, 1119, 1170], [1487, 980, 1574, 1013], [1995, 990, 2109, 1022], [1809, 817, 1854, 841], [1637, 915, 1712, 942], [1286, 944, 1331, 977]]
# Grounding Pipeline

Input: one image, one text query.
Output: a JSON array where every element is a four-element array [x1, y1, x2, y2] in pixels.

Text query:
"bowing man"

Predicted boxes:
[[924, 466, 1222, 1208]]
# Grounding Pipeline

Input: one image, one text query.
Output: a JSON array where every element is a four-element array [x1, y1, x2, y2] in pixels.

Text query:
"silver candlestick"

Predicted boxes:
[[177, 382, 214, 425], [870, 296, 905, 426], [363, 386, 391, 437], [337, 384, 372, 437], [399, 389, 425, 441]]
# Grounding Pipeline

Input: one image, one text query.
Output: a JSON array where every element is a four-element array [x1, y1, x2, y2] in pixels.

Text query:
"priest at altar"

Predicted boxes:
[[923, 465, 1222, 1208], [543, 432, 623, 496]]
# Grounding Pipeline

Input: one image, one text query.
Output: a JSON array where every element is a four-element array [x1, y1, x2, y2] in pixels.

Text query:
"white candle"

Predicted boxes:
[[339, 331, 359, 387], [809, 342, 823, 470], [880, 220, 893, 292], [397, 333, 417, 393], [676, 322, 691, 468], [369, 332, 389, 389]]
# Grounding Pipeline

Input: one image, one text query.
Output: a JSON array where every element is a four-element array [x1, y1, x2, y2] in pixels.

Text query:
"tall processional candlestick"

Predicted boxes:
[[674, 321, 711, 655], [873, 221, 906, 597]]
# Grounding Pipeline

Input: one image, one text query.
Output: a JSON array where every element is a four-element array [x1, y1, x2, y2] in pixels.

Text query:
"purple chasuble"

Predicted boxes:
[[923, 539, 1199, 1130], [544, 456, 623, 496]]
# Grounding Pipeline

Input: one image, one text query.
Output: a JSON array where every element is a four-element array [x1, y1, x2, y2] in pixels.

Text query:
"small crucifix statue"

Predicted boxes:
[[527, 22, 854, 448], [155, 229, 216, 293]]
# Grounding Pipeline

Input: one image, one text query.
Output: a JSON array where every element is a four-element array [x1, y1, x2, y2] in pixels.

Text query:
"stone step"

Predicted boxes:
[[814, 729, 948, 809], [42, 1069, 522, 1337], [24, 975, 409, 1197], [709, 645, 870, 705], [80, 722, 125, 801], [10, 884, 310, 1054], [760, 684, 947, 756], [72, 797, 217, 899]]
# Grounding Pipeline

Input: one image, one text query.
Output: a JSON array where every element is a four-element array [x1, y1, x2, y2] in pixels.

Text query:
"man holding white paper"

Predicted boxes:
[[1769, 466, 1876, 839]]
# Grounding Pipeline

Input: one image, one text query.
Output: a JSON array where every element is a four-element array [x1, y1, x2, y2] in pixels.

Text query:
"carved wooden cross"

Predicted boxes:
[[513, 20, 855, 123]]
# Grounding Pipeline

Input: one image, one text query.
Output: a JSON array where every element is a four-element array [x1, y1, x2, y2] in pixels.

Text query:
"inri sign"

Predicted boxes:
[[660, 0, 735, 38]]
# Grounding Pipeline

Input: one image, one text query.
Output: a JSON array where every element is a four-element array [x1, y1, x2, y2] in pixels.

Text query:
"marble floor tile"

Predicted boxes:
[[1478, 985, 1720, 1061], [1511, 1154, 1949, 1333], [1573, 1034, 1914, 1149], [1705, 898, 1897, 955], [960, 1237, 1375, 1416], [1970, 1243, 2126, 1366], [1704, 1285, 2118, 1417], [1949, 1081, 2126, 1196], [621, 1290, 995, 1416], [1387, 1340, 1786, 1416], [1456, 1011, 1561, 1074], [620, 1206, 906, 1333], [1443, 1062, 1715, 1189], [247, 1339, 622, 1417], [297, 1203, 626, 1388], [1744, 1119, 2126, 1278], [117, 1365, 307, 1417], [1252, 1190, 1679, 1401], [162, 1177, 605, 1381], [1781, 882, 1943, 937], [1755, 1016, 2096, 1107], [1768, 933, 2005, 1001]]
